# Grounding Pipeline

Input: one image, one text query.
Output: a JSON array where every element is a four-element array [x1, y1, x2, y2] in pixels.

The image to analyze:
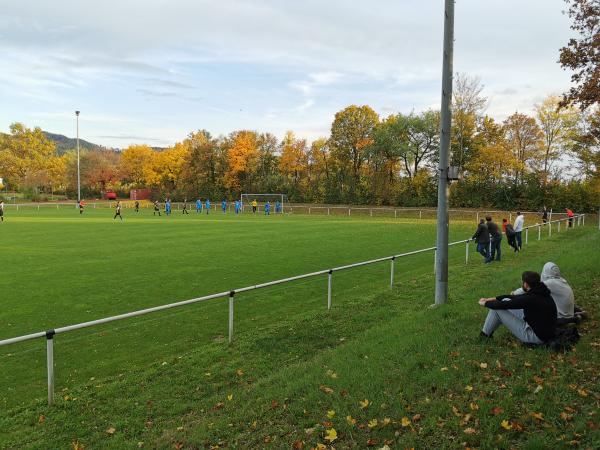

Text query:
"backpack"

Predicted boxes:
[[547, 326, 580, 352]]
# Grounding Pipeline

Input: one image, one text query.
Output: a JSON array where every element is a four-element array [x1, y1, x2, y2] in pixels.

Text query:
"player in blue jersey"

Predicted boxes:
[[196, 198, 202, 213], [221, 199, 227, 214], [205, 198, 211, 214]]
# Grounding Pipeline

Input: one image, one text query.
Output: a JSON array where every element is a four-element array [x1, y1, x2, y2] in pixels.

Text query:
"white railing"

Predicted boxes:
[[2, 201, 583, 223], [0, 214, 588, 406]]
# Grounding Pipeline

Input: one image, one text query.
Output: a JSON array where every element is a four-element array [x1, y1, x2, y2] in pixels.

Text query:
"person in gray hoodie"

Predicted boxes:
[[512, 262, 575, 319]]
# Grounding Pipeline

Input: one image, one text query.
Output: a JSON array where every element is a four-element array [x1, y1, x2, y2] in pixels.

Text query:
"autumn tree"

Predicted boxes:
[[121, 144, 155, 186], [279, 131, 307, 188], [223, 130, 260, 193], [451, 73, 488, 170], [0, 123, 56, 190], [398, 110, 440, 178], [503, 113, 543, 183], [559, 0, 600, 110], [534, 95, 580, 183], [329, 105, 379, 192]]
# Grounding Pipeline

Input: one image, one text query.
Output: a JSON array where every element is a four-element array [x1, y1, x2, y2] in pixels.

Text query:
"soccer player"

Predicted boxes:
[[234, 200, 241, 214], [196, 198, 202, 213], [153, 200, 161, 216], [113, 201, 123, 220], [264, 201, 271, 215], [165, 198, 172, 215], [205, 198, 211, 214], [275, 200, 281, 214], [0, 200, 4, 222], [221, 199, 227, 214], [134, 201, 140, 213], [79, 200, 85, 215], [252, 199, 258, 214], [565, 208, 574, 227], [182, 198, 189, 214]]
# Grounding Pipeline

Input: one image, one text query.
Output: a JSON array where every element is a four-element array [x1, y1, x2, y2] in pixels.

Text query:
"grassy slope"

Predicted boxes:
[[0, 211, 598, 449]]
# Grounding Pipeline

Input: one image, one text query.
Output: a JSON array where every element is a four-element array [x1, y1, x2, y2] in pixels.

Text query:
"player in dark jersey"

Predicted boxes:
[[134, 201, 140, 213], [113, 201, 123, 220], [153, 200, 161, 216]]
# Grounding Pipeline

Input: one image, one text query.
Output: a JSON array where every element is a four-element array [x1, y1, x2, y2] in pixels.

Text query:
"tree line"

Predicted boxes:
[[0, 86, 597, 211]]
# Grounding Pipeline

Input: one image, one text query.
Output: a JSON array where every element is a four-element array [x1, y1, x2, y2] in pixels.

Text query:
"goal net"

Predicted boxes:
[[240, 193, 287, 213]]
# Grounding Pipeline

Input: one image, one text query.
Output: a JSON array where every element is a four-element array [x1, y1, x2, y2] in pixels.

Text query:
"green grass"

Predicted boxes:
[[0, 208, 598, 449]]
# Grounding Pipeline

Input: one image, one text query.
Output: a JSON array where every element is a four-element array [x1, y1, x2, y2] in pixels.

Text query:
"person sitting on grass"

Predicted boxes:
[[478, 271, 557, 345], [511, 262, 578, 321], [472, 218, 491, 263]]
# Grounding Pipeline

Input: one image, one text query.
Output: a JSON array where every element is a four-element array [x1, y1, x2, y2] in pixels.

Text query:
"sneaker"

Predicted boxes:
[[479, 331, 493, 339]]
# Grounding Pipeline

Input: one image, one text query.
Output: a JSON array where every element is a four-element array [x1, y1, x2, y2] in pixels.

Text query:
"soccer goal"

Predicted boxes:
[[240, 193, 287, 214]]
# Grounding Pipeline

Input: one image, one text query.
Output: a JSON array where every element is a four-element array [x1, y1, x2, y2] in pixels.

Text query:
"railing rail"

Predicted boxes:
[[0, 214, 588, 405]]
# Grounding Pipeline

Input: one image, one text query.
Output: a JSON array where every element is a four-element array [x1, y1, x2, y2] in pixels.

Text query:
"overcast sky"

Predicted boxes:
[[0, 0, 575, 148]]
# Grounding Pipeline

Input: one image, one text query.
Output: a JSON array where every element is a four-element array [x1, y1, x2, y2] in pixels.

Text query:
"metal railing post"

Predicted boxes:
[[558, 221, 561, 233], [549, 221, 552, 237], [419, 210, 422, 219], [228, 291, 234, 344], [46, 330, 55, 406], [395, 210, 397, 219], [525, 228, 529, 245], [370, 209, 372, 217], [327, 208, 330, 216], [348, 208, 350, 217], [538, 224, 541, 240], [327, 270, 332, 310], [390, 257, 395, 289], [465, 240, 469, 264], [433, 249, 437, 274]]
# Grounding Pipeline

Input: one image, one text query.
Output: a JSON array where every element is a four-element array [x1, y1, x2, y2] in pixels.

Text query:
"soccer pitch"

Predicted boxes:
[[0, 207, 474, 407]]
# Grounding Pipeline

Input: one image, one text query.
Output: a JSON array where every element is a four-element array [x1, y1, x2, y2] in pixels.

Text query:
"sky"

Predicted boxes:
[[0, 0, 576, 148]]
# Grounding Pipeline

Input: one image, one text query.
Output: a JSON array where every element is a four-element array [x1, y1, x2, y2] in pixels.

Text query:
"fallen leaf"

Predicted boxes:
[[71, 441, 85, 450], [366, 438, 378, 447], [577, 388, 588, 397], [236, 369, 244, 376], [270, 400, 279, 409], [173, 442, 184, 450], [378, 446, 391, 450], [327, 410, 335, 419], [533, 385, 543, 394], [315, 444, 326, 450], [368, 419, 378, 429], [440, 367, 448, 372], [326, 369, 338, 379], [346, 415, 357, 426], [511, 421, 524, 432], [464, 427, 476, 435], [500, 420, 512, 430], [106, 427, 116, 435], [479, 362, 488, 369], [227, 394, 233, 401], [359, 399, 370, 409], [524, 362, 532, 368], [292, 440, 304, 449], [560, 412, 573, 421], [530, 412, 544, 421], [319, 385, 334, 395], [469, 402, 479, 411], [382, 417, 391, 427], [324, 428, 337, 442], [412, 413, 422, 422], [401, 417, 411, 427], [465, 385, 473, 392], [490, 406, 504, 416], [38, 415, 45, 424]]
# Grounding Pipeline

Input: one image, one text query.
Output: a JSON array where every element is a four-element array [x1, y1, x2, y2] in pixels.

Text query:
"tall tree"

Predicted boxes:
[[121, 144, 155, 186], [451, 73, 488, 170], [223, 130, 260, 193], [503, 113, 543, 183], [534, 95, 580, 183], [329, 105, 379, 187], [559, 0, 600, 110], [279, 131, 307, 187]]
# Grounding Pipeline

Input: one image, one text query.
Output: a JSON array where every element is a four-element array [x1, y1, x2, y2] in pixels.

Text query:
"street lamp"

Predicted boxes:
[[75, 110, 80, 203]]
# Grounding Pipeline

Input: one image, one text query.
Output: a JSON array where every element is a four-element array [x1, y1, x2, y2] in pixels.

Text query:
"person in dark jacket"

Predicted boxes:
[[486, 216, 502, 261], [478, 271, 557, 344], [502, 218, 519, 252], [472, 219, 491, 263]]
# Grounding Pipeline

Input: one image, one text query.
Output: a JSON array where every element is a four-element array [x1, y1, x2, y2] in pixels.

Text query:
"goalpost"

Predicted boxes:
[[240, 193, 287, 214]]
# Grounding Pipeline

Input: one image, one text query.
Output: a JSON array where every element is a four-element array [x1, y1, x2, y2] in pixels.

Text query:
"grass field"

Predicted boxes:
[[0, 207, 598, 449]]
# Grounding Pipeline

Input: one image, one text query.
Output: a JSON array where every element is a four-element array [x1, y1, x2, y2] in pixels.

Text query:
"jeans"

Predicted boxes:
[[515, 231, 522, 249], [482, 304, 543, 344], [476, 242, 491, 262], [491, 236, 502, 261]]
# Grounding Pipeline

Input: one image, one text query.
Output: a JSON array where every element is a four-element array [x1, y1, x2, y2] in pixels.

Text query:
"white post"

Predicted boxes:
[[465, 240, 469, 264], [538, 224, 541, 240], [390, 257, 395, 289], [525, 227, 529, 245], [327, 208, 330, 216], [549, 221, 552, 237], [434, 249, 437, 274], [419, 210, 422, 220], [309, 207, 311, 215], [327, 271, 332, 310], [582, 214, 585, 226], [395, 210, 397, 219], [228, 292, 234, 344], [558, 221, 561, 233], [370, 209, 373, 217], [476, 212, 479, 222], [46, 331, 55, 406], [348, 208, 351, 217]]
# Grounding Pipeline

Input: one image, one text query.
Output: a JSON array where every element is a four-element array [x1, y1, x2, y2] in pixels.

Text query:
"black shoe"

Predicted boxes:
[[479, 331, 493, 339]]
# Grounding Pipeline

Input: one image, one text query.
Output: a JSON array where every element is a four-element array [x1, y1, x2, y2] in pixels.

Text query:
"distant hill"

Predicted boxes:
[[43, 131, 106, 155]]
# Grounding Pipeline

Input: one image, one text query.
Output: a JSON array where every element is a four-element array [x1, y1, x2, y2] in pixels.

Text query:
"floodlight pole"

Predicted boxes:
[[76, 111, 81, 203], [434, 0, 455, 306]]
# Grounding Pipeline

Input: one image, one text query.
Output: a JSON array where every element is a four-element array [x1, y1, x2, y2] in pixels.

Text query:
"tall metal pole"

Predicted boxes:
[[76, 111, 81, 203], [434, 0, 455, 305]]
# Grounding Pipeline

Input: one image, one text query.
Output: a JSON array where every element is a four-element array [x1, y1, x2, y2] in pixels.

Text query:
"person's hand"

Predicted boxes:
[[478, 297, 494, 306]]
